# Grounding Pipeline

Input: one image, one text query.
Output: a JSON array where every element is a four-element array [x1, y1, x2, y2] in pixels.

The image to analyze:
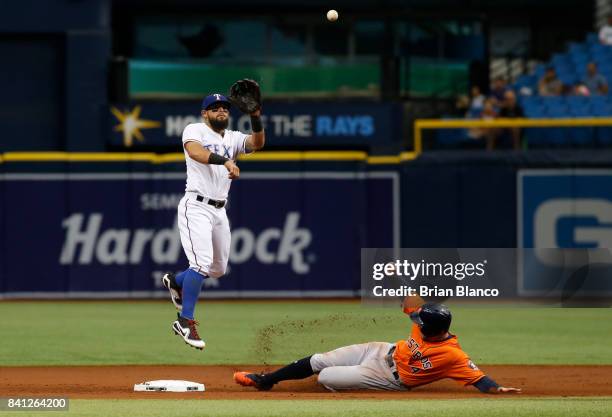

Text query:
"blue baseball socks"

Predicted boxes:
[[176, 268, 207, 320]]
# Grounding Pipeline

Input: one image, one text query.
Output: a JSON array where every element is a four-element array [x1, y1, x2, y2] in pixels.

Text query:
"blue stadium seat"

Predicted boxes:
[[558, 72, 579, 86], [570, 50, 590, 61], [520, 95, 541, 107], [590, 43, 610, 55], [542, 96, 567, 112], [598, 61, 612, 70], [593, 50, 612, 61], [554, 63, 574, 74], [514, 75, 537, 92], [586, 33, 598, 44], [574, 62, 588, 75], [534, 64, 547, 79], [592, 104, 612, 116], [523, 104, 545, 118], [599, 68, 612, 84], [568, 42, 589, 55], [568, 103, 591, 116], [566, 95, 589, 106], [552, 53, 572, 66], [545, 106, 569, 117], [591, 96, 610, 109], [594, 53, 612, 67]]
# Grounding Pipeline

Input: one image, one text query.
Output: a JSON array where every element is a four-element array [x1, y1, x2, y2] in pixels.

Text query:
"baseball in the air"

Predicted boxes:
[[327, 10, 338, 22]]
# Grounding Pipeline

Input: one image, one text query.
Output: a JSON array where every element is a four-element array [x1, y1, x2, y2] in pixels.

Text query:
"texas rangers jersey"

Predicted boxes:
[[393, 306, 485, 387], [182, 123, 249, 200]]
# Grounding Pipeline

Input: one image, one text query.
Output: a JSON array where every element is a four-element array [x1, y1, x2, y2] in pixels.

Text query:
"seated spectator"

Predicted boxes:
[[573, 82, 591, 96], [467, 85, 486, 118], [498, 90, 524, 150], [538, 67, 563, 96], [583, 62, 609, 95], [490, 76, 509, 105], [453, 94, 470, 117], [467, 98, 499, 150], [599, 14, 612, 45]]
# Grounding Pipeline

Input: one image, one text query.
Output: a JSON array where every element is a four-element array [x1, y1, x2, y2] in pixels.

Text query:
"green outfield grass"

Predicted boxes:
[[4, 398, 611, 417], [0, 301, 610, 366]]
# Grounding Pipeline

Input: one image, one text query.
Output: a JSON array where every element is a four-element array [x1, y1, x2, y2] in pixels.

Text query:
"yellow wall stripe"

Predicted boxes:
[[0, 151, 407, 164], [3, 152, 157, 162], [413, 117, 612, 155], [239, 151, 368, 161]]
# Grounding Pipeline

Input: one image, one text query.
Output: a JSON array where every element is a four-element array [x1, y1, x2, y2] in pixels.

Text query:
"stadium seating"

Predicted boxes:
[[436, 32, 612, 148], [510, 33, 611, 147]]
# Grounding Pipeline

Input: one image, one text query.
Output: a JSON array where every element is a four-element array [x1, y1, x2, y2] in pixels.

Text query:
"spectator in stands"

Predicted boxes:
[[468, 85, 486, 118], [467, 85, 486, 118], [599, 14, 612, 45], [583, 62, 609, 95], [453, 94, 470, 117], [468, 98, 499, 150], [573, 82, 591, 96], [498, 90, 524, 150], [490, 76, 509, 105], [538, 67, 563, 96]]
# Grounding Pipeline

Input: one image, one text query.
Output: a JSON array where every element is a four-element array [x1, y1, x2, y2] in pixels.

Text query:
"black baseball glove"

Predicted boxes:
[[229, 79, 262, 114]]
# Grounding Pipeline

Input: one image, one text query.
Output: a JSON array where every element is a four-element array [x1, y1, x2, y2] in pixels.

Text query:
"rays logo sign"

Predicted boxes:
[[110, 106, 161, 147]]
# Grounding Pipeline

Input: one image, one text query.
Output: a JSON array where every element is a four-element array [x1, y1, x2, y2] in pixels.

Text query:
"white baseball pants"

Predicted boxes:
[[177, 192, 230, 278], [310, 342, 407, 391]]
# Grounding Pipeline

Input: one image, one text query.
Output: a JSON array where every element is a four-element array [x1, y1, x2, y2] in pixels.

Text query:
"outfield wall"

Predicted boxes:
[[1, 150, 611, 298]]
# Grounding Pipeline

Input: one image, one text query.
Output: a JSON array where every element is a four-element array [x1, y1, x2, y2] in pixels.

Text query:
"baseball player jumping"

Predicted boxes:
[[162, 80, 264, 350], [234, 295, 522, 393]]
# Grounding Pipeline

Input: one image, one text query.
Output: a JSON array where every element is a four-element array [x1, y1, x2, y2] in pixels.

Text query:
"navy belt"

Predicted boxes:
[[196, 195, 226, 208], [385, 346, 400, 381]]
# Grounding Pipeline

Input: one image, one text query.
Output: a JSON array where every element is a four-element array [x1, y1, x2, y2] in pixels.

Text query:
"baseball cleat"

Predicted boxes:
[[233, 372, 273, 391], [162, 273, 183, 312], [172, 313, 205, 350]]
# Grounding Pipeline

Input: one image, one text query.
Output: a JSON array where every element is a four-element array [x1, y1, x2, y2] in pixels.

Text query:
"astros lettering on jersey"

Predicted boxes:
[[393, 305, 485, 387]]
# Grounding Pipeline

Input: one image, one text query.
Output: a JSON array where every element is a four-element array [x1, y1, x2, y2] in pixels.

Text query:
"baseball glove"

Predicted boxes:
[[229, 79, 262, 113]]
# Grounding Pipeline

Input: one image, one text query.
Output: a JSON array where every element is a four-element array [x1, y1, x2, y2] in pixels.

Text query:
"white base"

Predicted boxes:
[[134, 380, 205, 392]]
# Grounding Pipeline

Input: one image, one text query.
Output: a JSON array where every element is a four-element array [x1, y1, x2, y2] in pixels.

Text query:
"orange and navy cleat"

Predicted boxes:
[[233, 371, 273, 391]]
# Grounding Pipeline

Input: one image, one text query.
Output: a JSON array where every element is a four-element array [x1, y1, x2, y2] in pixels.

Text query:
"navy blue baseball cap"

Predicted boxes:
[[202, 94, 231, 110]]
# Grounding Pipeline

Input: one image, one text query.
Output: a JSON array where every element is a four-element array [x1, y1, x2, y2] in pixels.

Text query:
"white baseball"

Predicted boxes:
[[327, 10, 338, 22]]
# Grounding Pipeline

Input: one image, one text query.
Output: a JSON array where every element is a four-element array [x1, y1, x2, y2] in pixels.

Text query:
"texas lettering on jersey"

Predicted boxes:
[[181, 122, 249, 200], [202, 143, 233, 159]]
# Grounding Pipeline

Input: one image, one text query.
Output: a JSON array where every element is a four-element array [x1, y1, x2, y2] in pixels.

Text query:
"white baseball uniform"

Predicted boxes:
[[178, 122, 250, 278]]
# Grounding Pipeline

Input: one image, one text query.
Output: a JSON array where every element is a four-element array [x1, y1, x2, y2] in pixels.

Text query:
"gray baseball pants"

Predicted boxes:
[[309, 342, 407, 391]]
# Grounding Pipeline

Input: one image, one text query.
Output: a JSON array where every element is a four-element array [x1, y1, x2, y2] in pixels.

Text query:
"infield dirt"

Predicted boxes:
[[1, 365, 611, 399]]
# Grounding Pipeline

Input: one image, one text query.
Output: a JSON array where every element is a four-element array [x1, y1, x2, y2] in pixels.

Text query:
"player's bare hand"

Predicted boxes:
[[224, 160, 240, 179], [497, 386, 521, 394]]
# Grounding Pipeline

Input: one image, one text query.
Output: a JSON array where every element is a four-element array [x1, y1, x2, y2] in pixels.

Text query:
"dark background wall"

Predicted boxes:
[[0, 0, 111, 152], [0, 0, 595, 152]]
